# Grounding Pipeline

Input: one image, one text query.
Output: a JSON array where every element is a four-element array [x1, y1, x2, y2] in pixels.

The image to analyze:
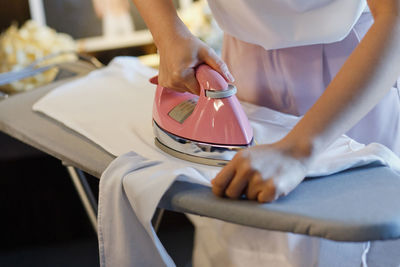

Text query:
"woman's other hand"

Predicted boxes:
[[211, 0, 400, 204], [211, 140, 311, 203]]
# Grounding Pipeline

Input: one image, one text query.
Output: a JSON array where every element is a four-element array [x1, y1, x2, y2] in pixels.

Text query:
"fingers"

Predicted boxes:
[[212, 167, 276, 202], [256, 179, 276, 203], [156, 40, 233, 95], [246, 174, 276, 203], [182, 68, 200, 95], [200, 48, 235, 83], [211, 143, 308, 203], [246, 173, 264, 200], [224, 165, 254, 199], [211, 152, 276, 202], [212, 163, 236, 197], [212, 152, 246, 197], [158, 69, 199, 95], [212, 151, 277, 203]]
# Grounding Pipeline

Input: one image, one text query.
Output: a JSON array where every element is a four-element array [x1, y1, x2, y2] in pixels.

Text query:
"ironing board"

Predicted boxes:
[[1, 79, 400, 242]]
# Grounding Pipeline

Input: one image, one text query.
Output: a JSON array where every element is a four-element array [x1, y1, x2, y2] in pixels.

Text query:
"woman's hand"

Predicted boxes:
[[212, 0, 400, 204], [212, 140, 311, 203], [157, 32, 234, 95], [131, 0, 233, 94]]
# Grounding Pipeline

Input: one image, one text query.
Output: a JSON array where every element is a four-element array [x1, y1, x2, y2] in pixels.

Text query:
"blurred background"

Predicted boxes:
[[0, 0, 222, 266]]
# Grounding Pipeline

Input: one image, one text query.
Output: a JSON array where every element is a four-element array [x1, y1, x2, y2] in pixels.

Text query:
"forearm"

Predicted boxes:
[[131, 0, 190, 47], [282, 13, 400, 159]]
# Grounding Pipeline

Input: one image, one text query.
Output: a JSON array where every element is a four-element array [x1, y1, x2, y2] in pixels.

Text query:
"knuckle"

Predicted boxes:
[[157, 75, 167, 87], [250, 172, 263, 185], [245, 184, 256, 199], [266, 179, 276, 192], [232, 154, 255, 177], [235, 150, 243, 159], [171, 70, 184, 80], [160, 77, 174, 88], [214, 58, 226, 70], [257, 196, 268, 203], [202, 47, 214, 57], [257, 190, 274, 203], [212, 186, 223, 196], [212, 179, 226, 189], [181, 68, 195, 79], [235, 150, 247, 160], [263, 181, 277, 201], [246, 192, 256, 200], [241, 161, 252, 173], [252, 179, 277, 203], [204, 48, 224, 66], [163, 81, 173, 88], [225, 189, 238, 199], [169, 79, 185, 89]]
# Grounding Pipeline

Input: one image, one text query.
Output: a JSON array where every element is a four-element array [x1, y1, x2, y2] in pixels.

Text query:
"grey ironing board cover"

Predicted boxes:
[[0, 80, 399, 242]]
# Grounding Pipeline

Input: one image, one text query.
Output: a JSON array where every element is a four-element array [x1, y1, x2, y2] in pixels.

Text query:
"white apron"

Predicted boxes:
[[207, 0, 367, 49]]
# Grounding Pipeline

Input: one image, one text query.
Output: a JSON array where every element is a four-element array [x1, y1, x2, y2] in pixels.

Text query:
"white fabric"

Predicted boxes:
[[207, 0, 367, 50], [33, 57, 400, 266], [188, 214, 372, 267]]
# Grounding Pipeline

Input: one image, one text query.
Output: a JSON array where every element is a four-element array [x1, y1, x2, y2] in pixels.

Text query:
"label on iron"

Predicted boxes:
[[168, 98, 198, 123]]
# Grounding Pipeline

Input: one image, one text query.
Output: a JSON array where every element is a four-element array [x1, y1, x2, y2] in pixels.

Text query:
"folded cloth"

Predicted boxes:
[[33, 57, 400, 266]]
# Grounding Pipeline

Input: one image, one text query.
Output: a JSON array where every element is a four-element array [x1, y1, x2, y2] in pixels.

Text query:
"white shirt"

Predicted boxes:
[[33, 57, 400, 266], [207, 0, 367, 49]]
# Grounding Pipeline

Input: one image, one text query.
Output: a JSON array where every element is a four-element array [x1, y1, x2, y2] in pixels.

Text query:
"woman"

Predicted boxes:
[[133, 0, 400, 265]]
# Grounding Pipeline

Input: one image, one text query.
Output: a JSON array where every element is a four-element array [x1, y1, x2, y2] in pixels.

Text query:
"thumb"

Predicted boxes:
[[200, 48, 235, 83], [183, 68, 200, 95]]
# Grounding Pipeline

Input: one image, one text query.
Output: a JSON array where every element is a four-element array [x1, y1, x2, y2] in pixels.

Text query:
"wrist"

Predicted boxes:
[[273, 136, 316, 166], [152, 17, 193, 49]]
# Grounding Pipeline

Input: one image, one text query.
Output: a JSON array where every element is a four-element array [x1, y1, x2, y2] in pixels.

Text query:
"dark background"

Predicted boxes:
[[0, 132, 194, 266], [0, 0, 30, 32], [0, 1, 194, 266]]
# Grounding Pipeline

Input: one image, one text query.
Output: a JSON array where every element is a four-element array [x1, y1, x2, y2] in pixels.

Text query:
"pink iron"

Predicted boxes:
[[152, 64, 254, 166]]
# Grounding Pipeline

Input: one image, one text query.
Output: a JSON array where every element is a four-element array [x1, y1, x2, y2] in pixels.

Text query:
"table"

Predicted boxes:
[[1, 79, 400, 242]]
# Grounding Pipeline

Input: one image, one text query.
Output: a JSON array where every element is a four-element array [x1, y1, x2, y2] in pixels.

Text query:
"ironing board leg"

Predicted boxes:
[[66, 165, 163, 234], [66, 166, 98, 233], [152, 208, 165, 233]]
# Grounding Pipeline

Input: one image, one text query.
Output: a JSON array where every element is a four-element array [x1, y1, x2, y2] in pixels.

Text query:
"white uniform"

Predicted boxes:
[[189, 1, 400, 266], [207, 0, 367, 50]]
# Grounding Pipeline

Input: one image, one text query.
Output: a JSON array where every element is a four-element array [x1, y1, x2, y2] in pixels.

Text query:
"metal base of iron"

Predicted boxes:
[[153, 120, 254, 167]]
